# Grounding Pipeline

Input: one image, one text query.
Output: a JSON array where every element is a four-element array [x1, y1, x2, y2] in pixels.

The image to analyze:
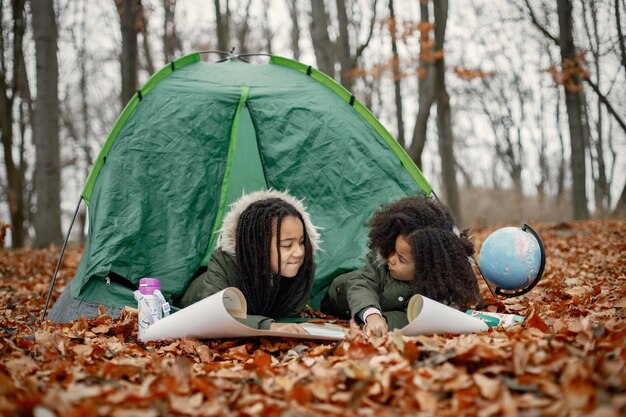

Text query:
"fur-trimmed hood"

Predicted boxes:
[[217, 189, 321, 255]]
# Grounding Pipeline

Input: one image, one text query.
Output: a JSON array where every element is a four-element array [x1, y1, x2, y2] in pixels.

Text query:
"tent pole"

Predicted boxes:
[[40, 197, 83, 323]]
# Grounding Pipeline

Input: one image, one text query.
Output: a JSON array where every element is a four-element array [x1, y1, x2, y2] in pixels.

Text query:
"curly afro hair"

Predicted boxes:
[[367, 196, 481, 310]]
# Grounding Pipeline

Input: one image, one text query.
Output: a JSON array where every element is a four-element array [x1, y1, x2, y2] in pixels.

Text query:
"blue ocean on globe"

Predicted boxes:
[[479, 227, 542, 290]]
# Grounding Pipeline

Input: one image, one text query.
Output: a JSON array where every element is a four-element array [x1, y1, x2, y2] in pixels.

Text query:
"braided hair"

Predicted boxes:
[[368, 196, 481, 310], [236, 198, 315, 317]]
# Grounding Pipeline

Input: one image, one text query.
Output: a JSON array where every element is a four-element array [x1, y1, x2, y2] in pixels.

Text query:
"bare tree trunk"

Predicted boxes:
[[614, 180, 626, 216], [234, 0, 252, 54], [215, 0, 230, 52], [512, 78, 525, 194], [334, 0, 377, 91], [116, 0, 140, 107], [388, 0, 405, 147], [309, 0, 335, 77], [476, 77, 523, 196], [544, 38, 567, 203], [582, 0, 610, 214], [139, 3, 155, 74], [262, 0, 273, 54], [31, 0, 62, 247], [437, 88, 461, 222], [433, 0, 460, 222], [556, 88, 566, 203], [163, 0, 182, 62], [615, 0, 626, 84], [335, 0, 353, 90], [363, 77, 374, 109], [286, 0, 300, 60], [408, 1, 436, 168], [537, 85, 548, 202], [557, 0, 589, 219], [76, 0, 91, 243], [0, 0, 28, 247]]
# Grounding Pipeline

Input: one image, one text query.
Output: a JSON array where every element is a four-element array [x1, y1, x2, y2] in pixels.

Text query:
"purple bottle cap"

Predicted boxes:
[[138, 277, 160, 295]]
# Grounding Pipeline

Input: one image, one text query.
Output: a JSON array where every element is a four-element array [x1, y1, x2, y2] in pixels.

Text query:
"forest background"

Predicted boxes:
[[1, 0, 625, 249]]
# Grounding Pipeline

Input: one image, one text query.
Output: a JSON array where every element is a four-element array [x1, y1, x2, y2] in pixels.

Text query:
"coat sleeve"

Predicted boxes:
[[346, 256, 385, 323], [382, 310, 409, 330]]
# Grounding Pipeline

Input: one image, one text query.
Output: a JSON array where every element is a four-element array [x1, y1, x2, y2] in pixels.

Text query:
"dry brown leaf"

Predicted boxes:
[[169, 392, 204, 414], [473, 373, 501, 400], [414, 389, 437, 413]]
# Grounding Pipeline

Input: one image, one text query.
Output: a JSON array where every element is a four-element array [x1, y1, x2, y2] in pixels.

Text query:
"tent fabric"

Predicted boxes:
[[71, 53, 433, 311]]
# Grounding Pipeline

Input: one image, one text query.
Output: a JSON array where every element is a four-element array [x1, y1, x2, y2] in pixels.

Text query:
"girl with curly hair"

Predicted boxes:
[[320, 196, 481, 336]]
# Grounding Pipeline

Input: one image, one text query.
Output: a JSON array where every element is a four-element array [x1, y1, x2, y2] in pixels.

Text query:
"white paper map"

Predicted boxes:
[[141, 288, 488, 342]]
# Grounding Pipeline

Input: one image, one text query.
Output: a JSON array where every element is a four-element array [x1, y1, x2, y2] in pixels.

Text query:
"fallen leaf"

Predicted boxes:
[[473, 373, 500, 400]]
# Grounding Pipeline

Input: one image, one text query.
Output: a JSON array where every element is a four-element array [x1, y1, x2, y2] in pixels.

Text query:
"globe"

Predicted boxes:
[[479, 227, 543, 291]]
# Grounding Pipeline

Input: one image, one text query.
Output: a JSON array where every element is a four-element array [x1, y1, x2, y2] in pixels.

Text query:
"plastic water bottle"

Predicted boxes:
[[133, 278, 170, 341]]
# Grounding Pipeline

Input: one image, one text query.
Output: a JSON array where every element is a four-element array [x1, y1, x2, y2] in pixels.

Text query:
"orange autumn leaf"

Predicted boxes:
[[286, 384, 313, 405], [190, 376, 216, 400], [402, 341, 420, 362], [102, 362, 143, 381], [525, 309, 551, 333], [245, 350, 273, 377], [346, 341, 380, 359]]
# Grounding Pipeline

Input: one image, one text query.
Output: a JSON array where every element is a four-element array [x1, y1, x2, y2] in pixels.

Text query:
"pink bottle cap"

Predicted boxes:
[[138, 278, 161, 295]]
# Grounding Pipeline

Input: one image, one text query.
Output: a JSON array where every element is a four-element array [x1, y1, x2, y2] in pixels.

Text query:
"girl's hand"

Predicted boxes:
[[270, 322, 310, 335], [364, 314, 388, 337]]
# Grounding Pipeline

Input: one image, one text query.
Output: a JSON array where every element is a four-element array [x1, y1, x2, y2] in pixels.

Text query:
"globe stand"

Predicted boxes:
[[474, 223, 546, 299]]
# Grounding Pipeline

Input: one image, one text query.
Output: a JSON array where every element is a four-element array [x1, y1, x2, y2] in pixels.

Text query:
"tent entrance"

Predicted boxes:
[[202, 99, 268, 264], [224, 104, 267, 209]]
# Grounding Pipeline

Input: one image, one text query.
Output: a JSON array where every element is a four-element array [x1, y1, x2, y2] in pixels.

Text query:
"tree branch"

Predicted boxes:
[[615, 0, 626, 80], [582, 75, 626, 133], [354, 0, 378, 62], [524, 0, 626, 134], [524, 0, 559, 46]]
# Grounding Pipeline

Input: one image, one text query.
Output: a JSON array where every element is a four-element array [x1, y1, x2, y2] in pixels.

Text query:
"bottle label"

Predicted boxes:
[[134, 291, 166, 340], [140, 295, 163, 335], [466, 310, 525, 328]]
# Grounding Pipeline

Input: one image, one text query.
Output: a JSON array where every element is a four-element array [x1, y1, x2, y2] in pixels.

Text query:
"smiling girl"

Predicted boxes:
[[181, 190, 320, 333], [320, 196, 481, 336]]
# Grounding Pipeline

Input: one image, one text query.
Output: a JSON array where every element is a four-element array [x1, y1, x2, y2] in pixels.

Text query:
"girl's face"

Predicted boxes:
[[387, 234, 416, 282], [270, 215, 305, 277]]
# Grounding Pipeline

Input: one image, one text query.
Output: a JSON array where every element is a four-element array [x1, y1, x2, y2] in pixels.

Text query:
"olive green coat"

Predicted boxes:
[[179, 190, 320, 330], [324, 252, 413, 330]]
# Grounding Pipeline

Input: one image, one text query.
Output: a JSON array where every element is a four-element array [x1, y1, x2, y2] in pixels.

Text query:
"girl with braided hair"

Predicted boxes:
[[181, 190, 320, 334], [321, 196, 481, 336]]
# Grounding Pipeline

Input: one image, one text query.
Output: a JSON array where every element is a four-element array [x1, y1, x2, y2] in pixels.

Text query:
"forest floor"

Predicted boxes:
[[0, 220, 625, 417]]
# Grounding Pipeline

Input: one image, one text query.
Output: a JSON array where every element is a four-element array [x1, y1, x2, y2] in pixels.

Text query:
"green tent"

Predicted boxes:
[[69, 53, 432, 312]]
